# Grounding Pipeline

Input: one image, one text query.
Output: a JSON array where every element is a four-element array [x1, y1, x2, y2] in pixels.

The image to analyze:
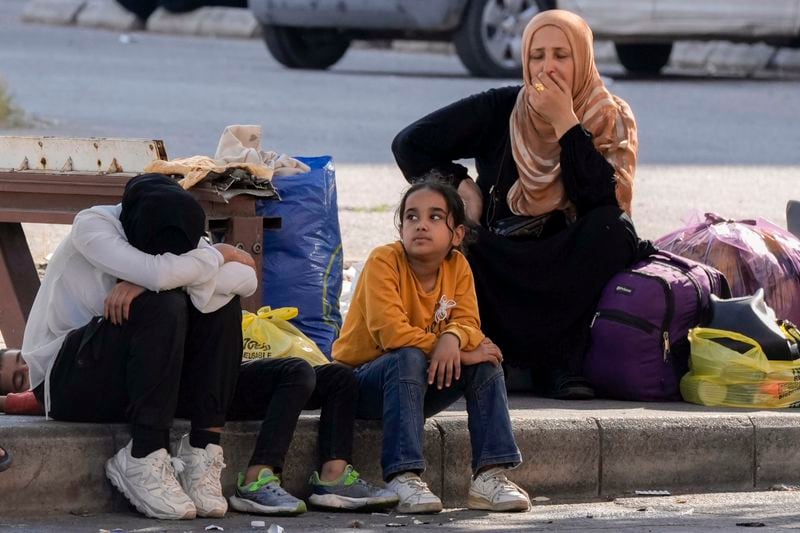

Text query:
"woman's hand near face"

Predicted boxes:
[[457, 178, 483, 224], [528, 71, 580, 139]]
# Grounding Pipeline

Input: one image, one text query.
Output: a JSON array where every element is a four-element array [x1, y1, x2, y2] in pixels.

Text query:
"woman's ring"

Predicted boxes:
[[534, 83, 545, 93]]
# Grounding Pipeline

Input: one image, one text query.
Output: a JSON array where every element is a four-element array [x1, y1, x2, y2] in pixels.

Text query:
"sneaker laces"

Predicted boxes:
[[153, 455, 186, 494], [482, 470, 523, 498], [170, 456, 186, 475], [244, 472, 285, 494], [199, 451, 225, 493], [403, 476, 430, 492], [342, 465, 361, 486]]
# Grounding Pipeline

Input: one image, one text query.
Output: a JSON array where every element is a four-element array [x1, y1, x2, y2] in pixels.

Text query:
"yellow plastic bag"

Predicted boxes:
[[681, 327, 800, 408], [242, 307, 329, 366]]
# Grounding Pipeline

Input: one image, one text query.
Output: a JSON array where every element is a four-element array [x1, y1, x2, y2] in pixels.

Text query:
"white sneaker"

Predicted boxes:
[[468, 467, 531, 512], [386, 472, 443, 514], [105, 440, 196, 520], [173, 434, 228, 518]]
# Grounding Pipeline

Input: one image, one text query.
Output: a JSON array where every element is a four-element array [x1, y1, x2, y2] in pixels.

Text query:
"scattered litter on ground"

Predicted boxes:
[[394, 515, 408, 518], [250, 521, 266, 528], [412, 519, 431, 525], [586, 514, 594, 518], [770, 484, 800, 491], [371, 512, 390, 516], [736, 522, 766, 527], [532, 496, 550, 503], [267, 525, 284, 533], [118, 34, 135, 44], [349, 519, 364, 528], [676, 498, 688, 504], [69, 510, 94, 517], [635, 490, 671, 496], [386, 523, 406, 528], [205, 525, 224, 531], [636, 507, 648, 512]]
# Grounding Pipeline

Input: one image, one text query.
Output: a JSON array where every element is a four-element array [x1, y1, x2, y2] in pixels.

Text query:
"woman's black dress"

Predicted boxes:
[[392, 86, 644, 391]]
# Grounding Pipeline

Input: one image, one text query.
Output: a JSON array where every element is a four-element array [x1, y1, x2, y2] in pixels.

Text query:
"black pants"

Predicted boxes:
[[227, 358, 357, 471], [49, 290, 242, 431]]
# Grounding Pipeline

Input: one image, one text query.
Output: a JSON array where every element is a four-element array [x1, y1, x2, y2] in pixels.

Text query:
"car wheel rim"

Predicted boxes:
[[480, 0, 541, 70]]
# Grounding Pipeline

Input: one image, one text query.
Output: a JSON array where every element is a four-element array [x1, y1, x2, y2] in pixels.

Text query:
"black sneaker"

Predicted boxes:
[[543, 369, 595, 400]]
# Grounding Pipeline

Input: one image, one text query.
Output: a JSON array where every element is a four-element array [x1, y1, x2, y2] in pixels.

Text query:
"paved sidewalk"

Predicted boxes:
[[17, 0, 800, 75], [2, 395, 800, 516]]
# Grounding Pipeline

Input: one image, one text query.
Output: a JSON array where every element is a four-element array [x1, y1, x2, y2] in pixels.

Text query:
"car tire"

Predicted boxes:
[[263, 25, 351, 70], [614, 43, 673, 75], [454, 0, 553, 78]]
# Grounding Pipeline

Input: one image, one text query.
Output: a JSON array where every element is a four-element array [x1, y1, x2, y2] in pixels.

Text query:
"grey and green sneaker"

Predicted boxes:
[[228, 469, 307, 516], [308, 465, 399, 511]]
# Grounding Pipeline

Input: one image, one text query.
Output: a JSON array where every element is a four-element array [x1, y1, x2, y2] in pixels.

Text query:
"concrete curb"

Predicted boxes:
[[18, 0, 800, 73], [76, 0, 141, 32], [21, 0, 85, 25], [5, 401, 800, 516]]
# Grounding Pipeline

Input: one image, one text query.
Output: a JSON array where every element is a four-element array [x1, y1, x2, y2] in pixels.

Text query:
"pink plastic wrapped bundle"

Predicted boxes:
[[656, 213, 800, 325]]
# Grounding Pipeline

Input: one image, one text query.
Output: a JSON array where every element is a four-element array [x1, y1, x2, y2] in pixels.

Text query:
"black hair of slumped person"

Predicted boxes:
[[395, 173, 475, 256], [120, 173, 206, 256]]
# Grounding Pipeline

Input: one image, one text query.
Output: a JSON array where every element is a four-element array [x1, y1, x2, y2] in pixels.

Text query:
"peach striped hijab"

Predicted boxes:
[[507, 10, 638, 218]]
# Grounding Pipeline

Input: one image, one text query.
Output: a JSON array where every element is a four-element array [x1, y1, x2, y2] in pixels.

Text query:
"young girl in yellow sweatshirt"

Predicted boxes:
[[333, 178, 529, 514]]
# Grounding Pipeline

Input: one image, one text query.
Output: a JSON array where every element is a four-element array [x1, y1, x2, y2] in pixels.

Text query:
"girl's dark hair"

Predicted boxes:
[[395, 171, 475, 255]]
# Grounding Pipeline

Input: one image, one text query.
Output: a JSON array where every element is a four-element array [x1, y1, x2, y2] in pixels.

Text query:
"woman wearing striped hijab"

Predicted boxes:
[[392, 10, 647, 399]]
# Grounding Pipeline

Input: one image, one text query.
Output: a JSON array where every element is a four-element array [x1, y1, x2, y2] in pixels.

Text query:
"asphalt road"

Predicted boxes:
[[4, 490, 800, 532], [2, 0, 799, 263]]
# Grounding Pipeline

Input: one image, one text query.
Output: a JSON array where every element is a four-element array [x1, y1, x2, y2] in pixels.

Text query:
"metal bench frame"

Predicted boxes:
[[0, 170, 271, 348]]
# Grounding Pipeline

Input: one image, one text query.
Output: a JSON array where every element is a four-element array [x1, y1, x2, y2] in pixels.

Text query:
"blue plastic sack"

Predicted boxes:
[[256, 156, 343, 358]]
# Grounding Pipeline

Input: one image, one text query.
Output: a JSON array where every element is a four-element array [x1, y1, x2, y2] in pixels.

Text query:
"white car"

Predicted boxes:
[[249, 0, 800, 77], [564, 0, 800, 73]]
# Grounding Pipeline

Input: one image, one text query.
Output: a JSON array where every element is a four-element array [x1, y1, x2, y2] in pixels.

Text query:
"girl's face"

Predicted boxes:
[[401, 188, 465, 262], [527, 25, 575, 94]]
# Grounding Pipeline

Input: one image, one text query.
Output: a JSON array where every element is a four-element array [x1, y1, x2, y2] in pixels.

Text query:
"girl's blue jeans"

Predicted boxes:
[[354, 347, 522, 481]]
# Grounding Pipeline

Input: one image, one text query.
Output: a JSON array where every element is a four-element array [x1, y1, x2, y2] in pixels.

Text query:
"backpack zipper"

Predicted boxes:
[[621, 270, 674, 361], [591, 309, 658, 333]]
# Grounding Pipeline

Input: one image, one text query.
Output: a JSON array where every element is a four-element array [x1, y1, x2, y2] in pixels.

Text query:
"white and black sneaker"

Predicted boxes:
[[105, 440, 196, 520]]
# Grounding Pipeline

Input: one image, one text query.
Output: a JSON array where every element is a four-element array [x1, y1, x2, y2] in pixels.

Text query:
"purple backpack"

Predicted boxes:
[[583, 251, 729, 401]]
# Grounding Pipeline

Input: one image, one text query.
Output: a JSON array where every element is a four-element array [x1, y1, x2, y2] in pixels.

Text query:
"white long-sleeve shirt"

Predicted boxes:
[[21, 204, 257, 405]]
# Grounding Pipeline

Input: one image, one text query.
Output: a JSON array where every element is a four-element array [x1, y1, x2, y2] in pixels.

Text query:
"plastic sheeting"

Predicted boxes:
[[256, 156, 343, 358], [656, 213, 800, 325]]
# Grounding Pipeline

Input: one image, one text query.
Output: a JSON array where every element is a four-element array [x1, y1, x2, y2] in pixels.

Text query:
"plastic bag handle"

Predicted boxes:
[[255, 306, 299, 321]]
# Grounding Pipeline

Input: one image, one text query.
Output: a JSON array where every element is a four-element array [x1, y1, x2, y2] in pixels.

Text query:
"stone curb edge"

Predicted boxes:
[[2, 412, 800, 515]]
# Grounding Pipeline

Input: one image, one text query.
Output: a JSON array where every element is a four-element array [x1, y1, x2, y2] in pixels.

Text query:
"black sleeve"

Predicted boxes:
[[392, 86, 520, 188], [558, 123, 618, 216]]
